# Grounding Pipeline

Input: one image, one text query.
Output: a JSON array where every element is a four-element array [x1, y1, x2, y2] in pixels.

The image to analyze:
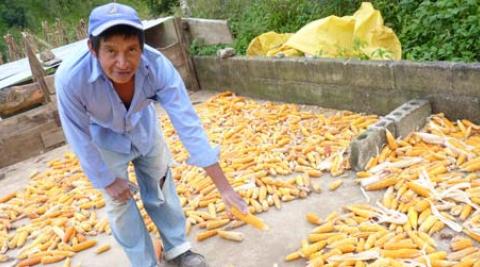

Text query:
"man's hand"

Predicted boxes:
[[105, 178, 132, 203], [203, 163, 248, 216], [220, 188, 248, 215]]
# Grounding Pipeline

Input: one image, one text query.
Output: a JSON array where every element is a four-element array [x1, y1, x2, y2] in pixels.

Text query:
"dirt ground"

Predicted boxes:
[[0, 90, 397, 267]]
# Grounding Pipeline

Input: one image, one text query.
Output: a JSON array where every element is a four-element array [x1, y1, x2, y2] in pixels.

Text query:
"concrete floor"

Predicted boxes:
[[0, 90, 379, 267]]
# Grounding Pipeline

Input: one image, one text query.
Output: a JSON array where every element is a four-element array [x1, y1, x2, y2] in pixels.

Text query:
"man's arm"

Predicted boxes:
[[154, 55, 247, 213]]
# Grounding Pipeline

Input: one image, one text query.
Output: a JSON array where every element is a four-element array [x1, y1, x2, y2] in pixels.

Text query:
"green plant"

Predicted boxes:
[[188, 0, 479, 62], [0, 0, 151, 62], [189, 39, 228, 56], [1, 0, 478, 62], [397, 0, 480, 62], [143, 0, 179, 16]]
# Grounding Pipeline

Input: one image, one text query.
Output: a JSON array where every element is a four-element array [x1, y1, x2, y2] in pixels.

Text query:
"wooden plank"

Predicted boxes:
[[173, 17, 200, 91], [0, 120, 62, 168], [183, 18, 233, 45], [41, 128, 65, 149], [0, 75, 55, 118], [0, 103, 59, 137], [0, 103, 63, 168], [158, 43, 185, 68]]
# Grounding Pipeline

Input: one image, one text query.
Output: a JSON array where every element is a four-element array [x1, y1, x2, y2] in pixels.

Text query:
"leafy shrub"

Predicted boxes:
[[189, 39, 228, 56], [396, 0, 480, 62], [188, 0, 480, 62]]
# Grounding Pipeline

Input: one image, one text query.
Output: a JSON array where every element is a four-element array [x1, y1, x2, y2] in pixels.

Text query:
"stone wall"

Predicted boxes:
[[194, 56, 480, 122]]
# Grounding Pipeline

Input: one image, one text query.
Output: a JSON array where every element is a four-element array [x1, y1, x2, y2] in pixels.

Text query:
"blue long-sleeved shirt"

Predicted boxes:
[[55, 42, 219, 188]]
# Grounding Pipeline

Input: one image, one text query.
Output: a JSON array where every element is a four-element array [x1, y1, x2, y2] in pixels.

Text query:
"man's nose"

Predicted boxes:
[[116, 54, 128, 68]]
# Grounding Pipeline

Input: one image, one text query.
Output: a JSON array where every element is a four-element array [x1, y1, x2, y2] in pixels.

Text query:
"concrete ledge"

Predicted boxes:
[[349, 99, 432, 171], [194, 56, 480, 123], [392, 61, 453, 95]]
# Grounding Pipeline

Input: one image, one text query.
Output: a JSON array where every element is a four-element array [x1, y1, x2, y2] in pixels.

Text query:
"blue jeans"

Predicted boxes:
[[98, 136, 190, 267]]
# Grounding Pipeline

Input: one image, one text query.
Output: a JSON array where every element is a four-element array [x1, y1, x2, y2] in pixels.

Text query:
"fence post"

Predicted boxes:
[[23, 32, 51, 104], [55, 18, 69, 45], [4, 34, 21, 61], [42, 21, 50, 44]]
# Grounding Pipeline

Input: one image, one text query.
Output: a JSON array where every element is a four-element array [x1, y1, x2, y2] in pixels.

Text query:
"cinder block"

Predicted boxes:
[[349, 128, 385, 171], [349, 116, 396, 171], [349, 99, 432, 171], [367, 116, 397, 136], [386, 99, 431, 138]]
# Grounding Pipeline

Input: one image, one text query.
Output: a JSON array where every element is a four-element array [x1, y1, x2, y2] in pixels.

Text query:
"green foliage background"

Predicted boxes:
[[0, 0, 159, 62], [188, 0, 480, 62], [0, 0, 478, 62]]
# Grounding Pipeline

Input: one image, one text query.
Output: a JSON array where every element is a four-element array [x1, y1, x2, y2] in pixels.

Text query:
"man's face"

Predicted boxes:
[[92, 35, 142, 85]]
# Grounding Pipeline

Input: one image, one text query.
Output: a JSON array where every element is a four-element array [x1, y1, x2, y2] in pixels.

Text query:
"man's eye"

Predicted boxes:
[[129, 48, 138, 53], [105, 49, 115, 54]]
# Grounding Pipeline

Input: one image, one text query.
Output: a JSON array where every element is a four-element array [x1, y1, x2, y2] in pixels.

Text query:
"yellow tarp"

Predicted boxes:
[[246, 2, 401, 60]]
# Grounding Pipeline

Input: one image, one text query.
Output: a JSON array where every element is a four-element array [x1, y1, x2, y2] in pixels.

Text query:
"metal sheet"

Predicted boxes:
[[0, 17, 172, 90]]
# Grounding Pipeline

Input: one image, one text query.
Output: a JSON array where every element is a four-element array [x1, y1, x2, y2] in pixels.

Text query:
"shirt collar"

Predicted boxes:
[[88, 53, 150, 83], [88, 55, 104, 83]]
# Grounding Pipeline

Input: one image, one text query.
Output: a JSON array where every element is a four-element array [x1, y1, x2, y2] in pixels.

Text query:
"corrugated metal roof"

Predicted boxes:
[[0, 17, 171, 90]]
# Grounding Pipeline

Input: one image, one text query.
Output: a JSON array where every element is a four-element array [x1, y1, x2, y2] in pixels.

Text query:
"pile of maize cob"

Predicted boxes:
[[0, 91, 379, 265], [285, 113, 480, 266], [159, 92, 378, 241], [0, 153, 114, 266]]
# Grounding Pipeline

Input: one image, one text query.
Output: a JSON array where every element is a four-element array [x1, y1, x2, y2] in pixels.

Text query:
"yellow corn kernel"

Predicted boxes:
[[206, 219, 230, 230], [450, 237, 473, 252], [381, 249, 421, 259], [329, 180, 343, 191], [95, 244, 111, 254], [306, 212, 323, 225], [196, 230, 218, 241], [231, 207, 268, 231], [217, 230, 244, 242], [284, 250, 301, 261], [386, 129, 398, 150]]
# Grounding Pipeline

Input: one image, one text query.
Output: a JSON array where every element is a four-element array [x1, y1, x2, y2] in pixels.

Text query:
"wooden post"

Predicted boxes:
[[42, 21, 50, 44], [76, 18, 87, 40], [23, 31, 38, 56], [55, 18, 67, 45], [23, 32, 51, 104], [179, 0, 192, 17], [173, 17, 200, 91], [0, 52, 3, 65], [4, 34, 20, 61]]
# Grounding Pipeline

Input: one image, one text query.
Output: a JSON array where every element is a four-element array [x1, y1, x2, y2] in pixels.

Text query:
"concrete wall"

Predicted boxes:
[[194, 56, 480, 122]]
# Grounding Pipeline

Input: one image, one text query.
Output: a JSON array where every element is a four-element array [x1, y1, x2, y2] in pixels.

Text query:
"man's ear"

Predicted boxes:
[[87, 39, 97, 58]]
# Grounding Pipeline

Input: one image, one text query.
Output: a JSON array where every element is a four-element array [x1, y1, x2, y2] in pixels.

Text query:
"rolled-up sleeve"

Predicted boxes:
[[56, 79, 116, 188], [154, 57, 219, 167]]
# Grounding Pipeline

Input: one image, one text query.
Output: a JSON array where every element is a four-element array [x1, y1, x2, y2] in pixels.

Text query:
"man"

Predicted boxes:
[[55, 3, 247, 267]]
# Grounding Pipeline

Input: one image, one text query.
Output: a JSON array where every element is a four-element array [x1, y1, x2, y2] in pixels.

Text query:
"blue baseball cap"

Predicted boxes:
[[88, 2, 144, 37]]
